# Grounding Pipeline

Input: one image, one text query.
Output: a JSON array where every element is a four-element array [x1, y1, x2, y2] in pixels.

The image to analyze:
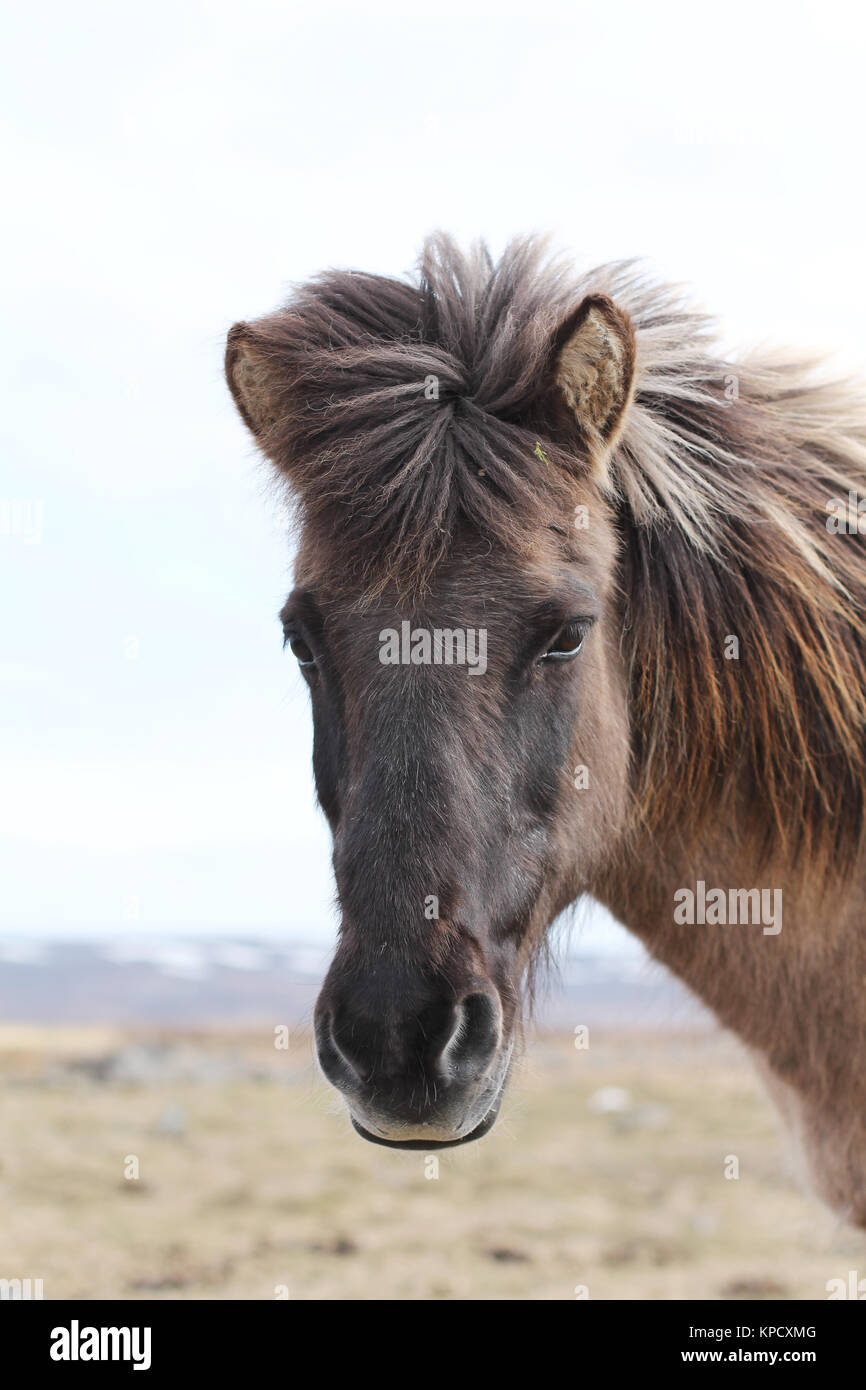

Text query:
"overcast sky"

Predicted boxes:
[[2, 0, 865, 942]]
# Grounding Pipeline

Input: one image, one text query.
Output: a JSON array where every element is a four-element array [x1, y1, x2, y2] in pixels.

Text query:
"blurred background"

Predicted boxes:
[[2, 0, 865, 1299]]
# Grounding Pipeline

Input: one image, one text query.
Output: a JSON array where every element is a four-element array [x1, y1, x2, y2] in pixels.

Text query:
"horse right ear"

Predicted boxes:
[[225, 322, 286, 447], [550, 293, 636, 480]]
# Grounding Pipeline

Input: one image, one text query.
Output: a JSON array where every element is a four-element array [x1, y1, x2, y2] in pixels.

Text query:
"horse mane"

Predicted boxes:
[[236, 234, 866, 875], [604, 263, 866, 876]]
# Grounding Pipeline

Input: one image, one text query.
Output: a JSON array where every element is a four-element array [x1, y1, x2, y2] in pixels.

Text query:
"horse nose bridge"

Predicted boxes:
[[347, 682, 496, 836], [336, 753, 473, 919], [352, 667, 481, 789]]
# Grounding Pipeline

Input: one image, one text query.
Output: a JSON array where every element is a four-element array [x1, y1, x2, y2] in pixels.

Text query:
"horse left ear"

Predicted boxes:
[[551, 293, 636, 478], [225, 321, 285, 448]]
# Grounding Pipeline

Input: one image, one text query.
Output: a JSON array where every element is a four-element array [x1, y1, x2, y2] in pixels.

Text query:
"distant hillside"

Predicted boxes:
[[0, 936, 711, 1030]]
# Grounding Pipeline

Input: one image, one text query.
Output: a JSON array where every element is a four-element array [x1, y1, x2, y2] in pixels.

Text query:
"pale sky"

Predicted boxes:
[[2, 0, 865, 939]]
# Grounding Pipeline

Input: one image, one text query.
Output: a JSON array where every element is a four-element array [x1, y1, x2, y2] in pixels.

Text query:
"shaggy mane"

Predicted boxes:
[[231, 234, 866, 874]]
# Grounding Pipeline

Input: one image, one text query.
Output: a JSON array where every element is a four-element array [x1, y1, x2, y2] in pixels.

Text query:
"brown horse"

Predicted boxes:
[[226, 235, 866, 1225]]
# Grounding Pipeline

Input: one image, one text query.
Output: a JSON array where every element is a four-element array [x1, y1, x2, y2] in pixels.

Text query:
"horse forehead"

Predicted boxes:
[[295, 514, 606, 608], [312, 551, 601, 627]]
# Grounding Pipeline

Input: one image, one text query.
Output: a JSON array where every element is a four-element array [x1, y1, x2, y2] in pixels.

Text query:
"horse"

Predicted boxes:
[[226, 235, 866, 1226]]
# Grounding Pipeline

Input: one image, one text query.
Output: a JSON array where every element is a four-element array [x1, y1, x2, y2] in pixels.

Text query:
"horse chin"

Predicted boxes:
[[350, 1088, 505, 1151]]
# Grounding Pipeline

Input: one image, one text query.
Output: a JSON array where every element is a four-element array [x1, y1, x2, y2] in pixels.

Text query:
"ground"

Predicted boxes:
[[0, 1025, 862, 1300]]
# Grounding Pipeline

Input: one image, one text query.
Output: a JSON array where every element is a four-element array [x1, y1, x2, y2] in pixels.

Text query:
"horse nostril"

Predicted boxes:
[[315, 1008, 370, 1089], [442, 991, 502, 1078]]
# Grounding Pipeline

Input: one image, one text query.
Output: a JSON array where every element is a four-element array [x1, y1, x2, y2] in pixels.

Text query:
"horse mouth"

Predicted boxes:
[[350, 1087, 505, 1150]]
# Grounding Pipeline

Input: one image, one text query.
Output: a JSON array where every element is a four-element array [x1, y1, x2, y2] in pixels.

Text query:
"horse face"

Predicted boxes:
[[288, 529, 629, 1147], [226, 239, 637, 1146]]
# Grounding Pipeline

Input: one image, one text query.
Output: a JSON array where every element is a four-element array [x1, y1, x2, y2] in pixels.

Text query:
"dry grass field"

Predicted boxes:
[[0, 1024, 862, 1301]]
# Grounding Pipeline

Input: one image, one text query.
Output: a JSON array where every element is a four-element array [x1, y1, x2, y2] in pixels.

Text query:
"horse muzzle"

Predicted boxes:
[[314, 973, 512, 1148]]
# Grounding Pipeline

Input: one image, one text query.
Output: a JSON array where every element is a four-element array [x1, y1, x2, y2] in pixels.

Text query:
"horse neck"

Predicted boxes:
[[593, 825, 866, 1221], [597, 823, 858, 1046]]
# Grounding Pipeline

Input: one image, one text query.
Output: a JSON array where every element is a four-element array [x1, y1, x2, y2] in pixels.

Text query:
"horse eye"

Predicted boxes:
[[540, 621, 588, 663], [287, 633, 316, 667]]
